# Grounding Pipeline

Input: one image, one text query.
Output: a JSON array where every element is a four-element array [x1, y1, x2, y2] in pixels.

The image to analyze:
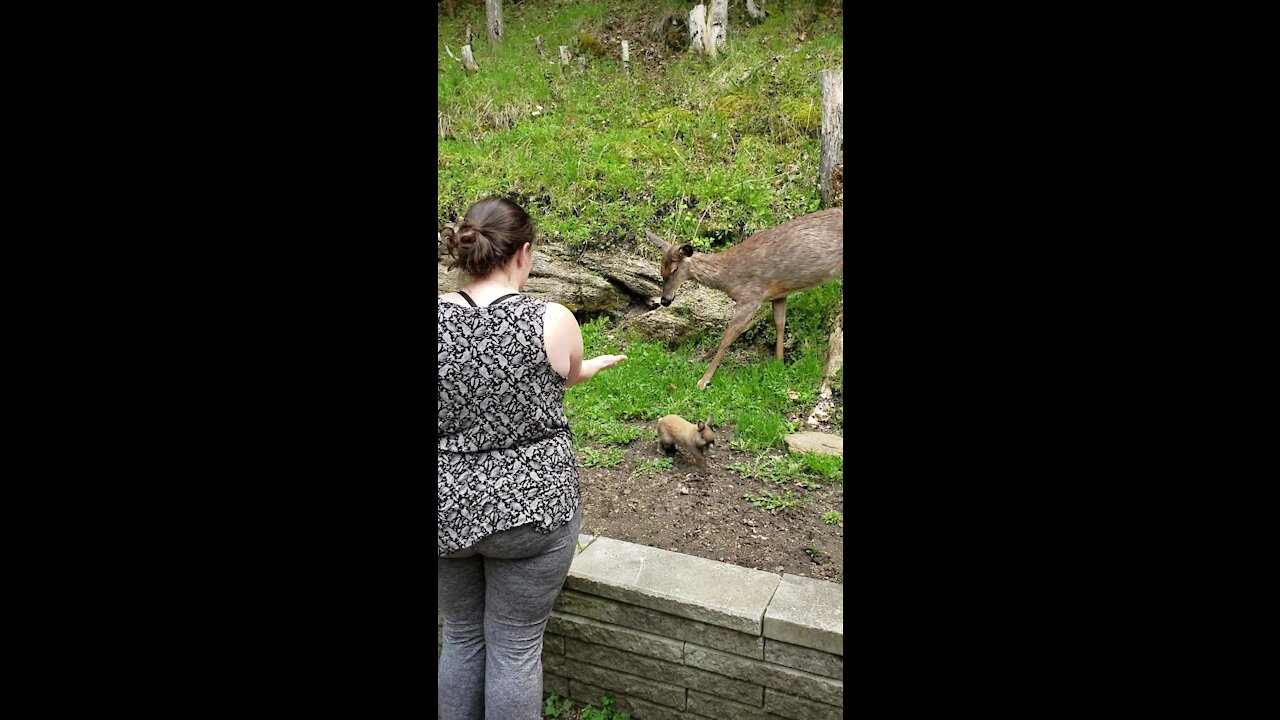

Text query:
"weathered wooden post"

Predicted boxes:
[[438, 112, 452, 139], [466, 22, 473, 44], [710, 0, 728, 52], [818, 68, 843, 208], [559, 45, 571, 68], [536, 35, 544, 56], [485, 0, 503, 45], [621, 40, 630, 75], [577, 55, 586, 74]]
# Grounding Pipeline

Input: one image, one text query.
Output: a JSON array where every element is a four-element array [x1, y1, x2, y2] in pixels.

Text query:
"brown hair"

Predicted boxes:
[[440, 197, 535, 278]]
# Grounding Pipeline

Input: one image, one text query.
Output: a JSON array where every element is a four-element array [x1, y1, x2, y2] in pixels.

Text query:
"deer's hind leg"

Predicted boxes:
[[771, 297, 787, 361], [698, 299, 763, 390]]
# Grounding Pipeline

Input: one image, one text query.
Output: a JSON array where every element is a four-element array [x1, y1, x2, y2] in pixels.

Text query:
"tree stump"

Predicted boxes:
[[688, 4, 714, 59], [466, 22, 473, 44], [577, 55, 586, 74], [819, 68, 843, 208], [709, 0, 728, 52], [746, 0, 766, 21], [461, 44, 480, 72]]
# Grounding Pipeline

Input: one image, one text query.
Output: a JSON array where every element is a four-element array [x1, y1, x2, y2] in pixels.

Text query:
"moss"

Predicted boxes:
[[716, 93, 752, 119], [780, 98, 822, 135], [577, 30, 608, 59]]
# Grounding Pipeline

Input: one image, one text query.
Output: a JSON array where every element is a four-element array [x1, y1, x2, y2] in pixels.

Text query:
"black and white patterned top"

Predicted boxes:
[[438, 293, 579, 556]]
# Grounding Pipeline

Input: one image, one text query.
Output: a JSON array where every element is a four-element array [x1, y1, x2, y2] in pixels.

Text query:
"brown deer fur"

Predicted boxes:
[[645, 208, 843, 390], [657, 414, 716, 469]]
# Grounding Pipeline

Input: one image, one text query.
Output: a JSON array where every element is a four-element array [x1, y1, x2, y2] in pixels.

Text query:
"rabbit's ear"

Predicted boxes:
[[697, 421, 706, 431], [706, 413, 714, 428]]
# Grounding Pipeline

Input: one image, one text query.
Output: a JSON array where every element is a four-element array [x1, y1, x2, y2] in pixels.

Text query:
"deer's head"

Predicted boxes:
[[644, 230, 695, 307], [696, 414, 716, 449]]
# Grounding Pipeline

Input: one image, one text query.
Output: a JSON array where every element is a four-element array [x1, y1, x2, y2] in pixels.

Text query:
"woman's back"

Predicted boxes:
[[437, 295, 578, 555]]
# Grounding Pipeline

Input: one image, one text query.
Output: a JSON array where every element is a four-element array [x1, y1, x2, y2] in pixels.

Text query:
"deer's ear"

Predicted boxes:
[[644, 230, 669, 250], [679, 244, 695, 257]]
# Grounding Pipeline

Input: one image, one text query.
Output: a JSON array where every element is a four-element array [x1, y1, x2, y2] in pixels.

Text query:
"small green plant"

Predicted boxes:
[[823, 510, 843, 525], [632, 457, 674, 477], [543, 693, 573, 719], [580, 693, 630, 720], [743, 490, 807, 511], [580, 447, 626, 468]]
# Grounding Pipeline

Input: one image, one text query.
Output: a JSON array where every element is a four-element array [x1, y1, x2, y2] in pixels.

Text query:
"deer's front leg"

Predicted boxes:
[[698, 301, 762, 390], [771, 297, 787, 361]]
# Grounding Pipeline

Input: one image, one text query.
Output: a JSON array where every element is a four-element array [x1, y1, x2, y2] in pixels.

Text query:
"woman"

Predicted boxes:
[[437, 197, 627, 719]]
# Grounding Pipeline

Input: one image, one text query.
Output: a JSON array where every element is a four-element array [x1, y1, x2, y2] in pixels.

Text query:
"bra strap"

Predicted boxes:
[[455, 290, 479, 307], [491, 293, 521, 305]]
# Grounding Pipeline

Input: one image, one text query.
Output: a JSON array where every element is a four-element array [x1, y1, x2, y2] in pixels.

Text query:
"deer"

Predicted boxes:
[[657, 413, 716, 470], [645, 207, 843, 390]]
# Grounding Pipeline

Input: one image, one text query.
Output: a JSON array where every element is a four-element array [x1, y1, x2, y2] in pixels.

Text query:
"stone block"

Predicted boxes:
[[783, 431, 843, 456], [554, 589, 764, 659], [685, 643, 842, 706], [764, 639, 843, 679], [763, 573, 843, 656], [542, 655, 686, 709], [544, 632, 564, 655], [567, 535, 780, 635], [565, 638, 762, 706], [569, 680, 688, 720], [548, 611, 684, 663], [686, 689, 781, 720], [543, 673, 569, 698], [764, 688, 843, 720]]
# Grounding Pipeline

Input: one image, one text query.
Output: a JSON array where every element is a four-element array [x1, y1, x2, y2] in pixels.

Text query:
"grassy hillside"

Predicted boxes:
[[438, 0, 844, 450], [437, 0, 843, 250]]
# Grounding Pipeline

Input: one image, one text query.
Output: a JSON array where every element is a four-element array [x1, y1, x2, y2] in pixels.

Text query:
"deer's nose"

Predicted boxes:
[[660, 298, 672, 307]]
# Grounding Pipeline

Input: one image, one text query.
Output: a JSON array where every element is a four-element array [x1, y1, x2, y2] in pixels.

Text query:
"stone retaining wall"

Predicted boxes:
[[438, 534, 843, 720]]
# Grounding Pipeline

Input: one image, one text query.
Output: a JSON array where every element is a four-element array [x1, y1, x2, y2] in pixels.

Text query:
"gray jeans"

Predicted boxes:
[[437, 510, 581, 720]]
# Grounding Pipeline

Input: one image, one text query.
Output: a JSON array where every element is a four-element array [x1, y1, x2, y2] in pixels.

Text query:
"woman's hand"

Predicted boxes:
[[589, 354, 628, 372]]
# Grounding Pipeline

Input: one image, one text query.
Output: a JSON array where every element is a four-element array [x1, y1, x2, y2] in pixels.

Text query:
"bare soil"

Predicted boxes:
[[574, 422, 844, 585]]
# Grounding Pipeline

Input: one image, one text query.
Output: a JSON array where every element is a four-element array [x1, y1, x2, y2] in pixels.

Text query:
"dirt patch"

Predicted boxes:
[[575, 422, 844, 585]]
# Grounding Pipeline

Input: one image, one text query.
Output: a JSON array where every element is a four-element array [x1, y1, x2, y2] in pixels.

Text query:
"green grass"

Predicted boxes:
[[823, 510, 843, 525], [438, 0, 843, 247], [727, 450, 842, 486], [565, 282, 840, 452]]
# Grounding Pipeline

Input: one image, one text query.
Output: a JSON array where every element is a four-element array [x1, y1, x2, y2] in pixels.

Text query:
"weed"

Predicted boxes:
[[632, 457, 674, 477], [743, 490, 807, 511], [543, 693, 573, 719], [580, 693, 630, 720], [580, 447, 626, 468], [823, 510, 843, 525]]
